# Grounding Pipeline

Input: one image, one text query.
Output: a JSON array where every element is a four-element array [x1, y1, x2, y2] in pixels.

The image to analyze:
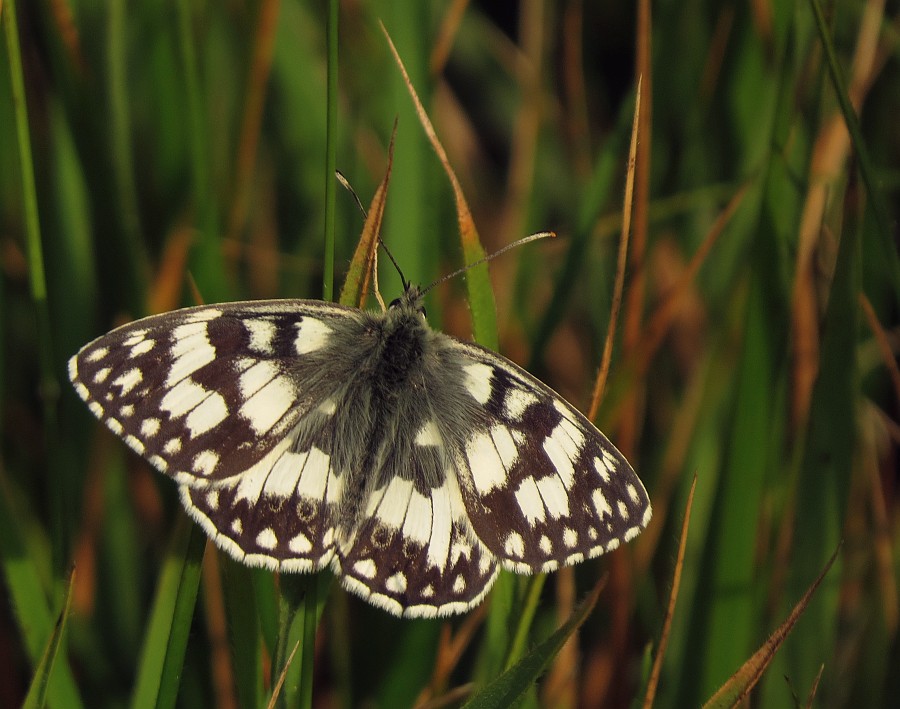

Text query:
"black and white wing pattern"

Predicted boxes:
[[69, 300, 365, 573], [69, 285, 651, 618], [437, 340, 651, 574]]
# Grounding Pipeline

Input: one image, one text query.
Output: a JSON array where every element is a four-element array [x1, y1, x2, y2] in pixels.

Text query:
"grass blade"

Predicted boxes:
[[131, 516, 205, 709], [806, 0, 898, 301], [702, 544, 841, 708], [22, 566, 76, 709], [463, 580, 603, 709], [0, 475, 83, 709], [381, 21, 497, 348], [642, 475, 697, 708], [339, 124, 396, 309]]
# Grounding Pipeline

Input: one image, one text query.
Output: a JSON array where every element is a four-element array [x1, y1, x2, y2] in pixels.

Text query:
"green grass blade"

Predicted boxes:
[[322, 0, 339, 302], [693, 276, 781, 697], [475, 573, 515, 684], [271, 576, 306, 708], [176, 0, 226, 304], [0, 476, 84, 709], [221, 559, 263, 709], [528, 93, 633, 370], [502, 574, 546, 671], [4, 0, 67, 579], [375, 620, 442, 708], [298, 575, 317, 709], [155, 524, 206, 709], [107, 0, 149, 304], [131, 515, 205, 709], [22, 566, 76, 709], [463, 582, 602, 709], [770, 185, 860, 703], [806, 0, 899, 302], [378, 7, 433, 301], [702, 545, 840, 709], [3, 0, 48, 306]]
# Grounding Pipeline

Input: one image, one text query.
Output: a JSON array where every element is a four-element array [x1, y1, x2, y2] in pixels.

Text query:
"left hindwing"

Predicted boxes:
[[443, 339, 652, 573]]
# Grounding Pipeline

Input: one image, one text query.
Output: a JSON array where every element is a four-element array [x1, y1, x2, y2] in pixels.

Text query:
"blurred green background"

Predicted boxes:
[[1, 0, 898, 707]]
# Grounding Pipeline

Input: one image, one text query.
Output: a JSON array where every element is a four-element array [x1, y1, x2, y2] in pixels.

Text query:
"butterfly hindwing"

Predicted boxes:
[[335, 473, 499, 617], [179, 409, 347, 573], [442, 340, 652, 573]]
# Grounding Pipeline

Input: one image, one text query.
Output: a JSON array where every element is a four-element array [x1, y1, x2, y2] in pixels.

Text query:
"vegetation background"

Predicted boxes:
[[1, 0, 898, 707]]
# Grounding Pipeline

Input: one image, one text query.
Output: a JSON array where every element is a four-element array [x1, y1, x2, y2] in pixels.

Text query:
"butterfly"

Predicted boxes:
[[68, 282, 651, 618]]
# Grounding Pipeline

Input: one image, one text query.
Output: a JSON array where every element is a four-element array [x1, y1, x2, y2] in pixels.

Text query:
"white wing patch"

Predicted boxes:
[[112, 368, 143, 396], [166, 323, 216, 386], [466, 431, 509, 494], [185, 392, 229, 437], [295, 448, 331, 499], [294, 317, 331, 354], [160, 379, 211, 419], [515, 476, 546, 526], [245, 319, 277, 354], [503, 387, 538, 420], [463, 362, 493, 404], [240, 376, 296, 435]]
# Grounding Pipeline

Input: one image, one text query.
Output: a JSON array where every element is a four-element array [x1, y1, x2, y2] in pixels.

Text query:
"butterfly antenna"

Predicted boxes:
[[379, 239, 410, 290], [422, 231, 555, 294], [336, 170, 368, 217]]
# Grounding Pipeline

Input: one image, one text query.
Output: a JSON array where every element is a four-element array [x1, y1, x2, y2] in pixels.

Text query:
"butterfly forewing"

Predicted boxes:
[[69, 301, 364, 486], [444, 341, 652, 573]]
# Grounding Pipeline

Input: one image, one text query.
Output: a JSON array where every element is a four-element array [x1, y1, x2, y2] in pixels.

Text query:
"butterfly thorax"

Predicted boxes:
[[370, 286, 431, 400]]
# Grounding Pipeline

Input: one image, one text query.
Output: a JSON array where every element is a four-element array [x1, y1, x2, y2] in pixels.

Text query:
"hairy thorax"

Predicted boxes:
[[370, 308, 431, 401]]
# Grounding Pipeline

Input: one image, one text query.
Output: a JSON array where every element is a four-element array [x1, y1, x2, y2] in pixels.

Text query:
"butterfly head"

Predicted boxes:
[[389, 283, 427, 319]]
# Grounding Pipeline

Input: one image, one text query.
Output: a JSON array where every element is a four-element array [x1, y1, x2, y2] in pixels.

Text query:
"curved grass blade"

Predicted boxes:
[[381, 22, 497, 350], [502, 574, 546, 672], [702, 543, 841, 709], [22, 566, 76, 709], [806, 0, 898, 303], [642, 475, 697, 708], [339, 122, 397, 309], [268, 639, 301, 709], [587, 76, 640, 419], [0, 472, 83, 709], [463, 580, 604, 709]]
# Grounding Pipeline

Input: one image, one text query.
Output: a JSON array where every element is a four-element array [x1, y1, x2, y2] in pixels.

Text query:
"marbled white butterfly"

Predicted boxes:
[[69, 282, 651, 618]]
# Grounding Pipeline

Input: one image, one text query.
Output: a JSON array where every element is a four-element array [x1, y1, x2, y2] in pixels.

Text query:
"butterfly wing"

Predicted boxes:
[[69, 300, 369, 570], [439, 339, 652, 573], [332, 442, 500, 617], [177, 405, 348, 573]]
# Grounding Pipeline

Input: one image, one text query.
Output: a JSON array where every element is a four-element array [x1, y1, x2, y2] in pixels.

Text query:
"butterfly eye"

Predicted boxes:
[[389, 298, 401, 309]]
